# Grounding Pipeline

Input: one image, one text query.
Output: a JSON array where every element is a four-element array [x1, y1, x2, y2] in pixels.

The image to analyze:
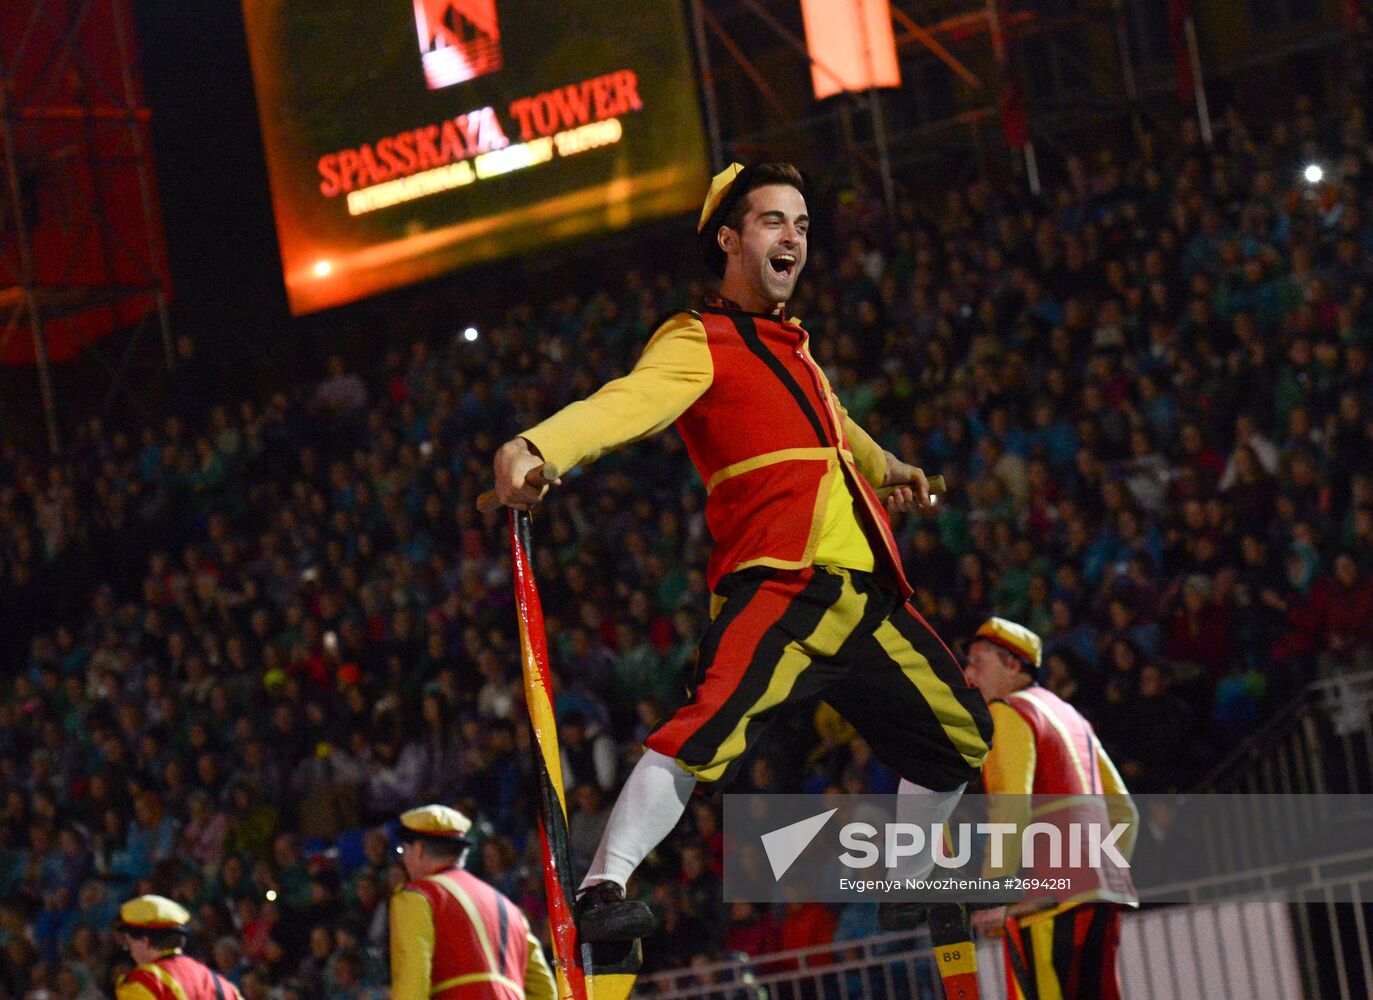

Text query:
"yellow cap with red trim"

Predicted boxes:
[[698, 162, 747, 232], [972, 617, 1042, 672], [118, 894, 190, 931], [400, 804, 472, 841]]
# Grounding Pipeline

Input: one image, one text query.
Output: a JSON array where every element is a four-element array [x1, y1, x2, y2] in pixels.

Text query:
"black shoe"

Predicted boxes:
[[927, 902, 972, 946], [877, 902, 927, 931], [575, 882, 656, 942]]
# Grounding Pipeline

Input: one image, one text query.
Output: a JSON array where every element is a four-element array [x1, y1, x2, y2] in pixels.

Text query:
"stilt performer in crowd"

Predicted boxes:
[[963, 617, 1138, 1000], [492, 163, 994, 949]]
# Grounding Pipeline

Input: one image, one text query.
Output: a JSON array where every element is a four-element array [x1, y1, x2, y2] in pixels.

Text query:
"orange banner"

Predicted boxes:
[[799, 0, 902, 100]]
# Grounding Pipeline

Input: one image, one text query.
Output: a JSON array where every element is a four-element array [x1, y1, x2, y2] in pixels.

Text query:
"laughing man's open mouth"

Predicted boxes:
[[770, 253, 797, 276]]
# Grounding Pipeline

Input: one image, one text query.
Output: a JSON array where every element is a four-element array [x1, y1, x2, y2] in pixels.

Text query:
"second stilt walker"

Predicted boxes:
[[492, 162, 994, 942]]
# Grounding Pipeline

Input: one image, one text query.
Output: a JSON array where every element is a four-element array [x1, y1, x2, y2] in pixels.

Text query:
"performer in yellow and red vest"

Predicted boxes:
[[492, 162, 993, 941], [963, 618, 1139, 1000], [114, 895, 242, 1000], [391, 805, 556, 1000]]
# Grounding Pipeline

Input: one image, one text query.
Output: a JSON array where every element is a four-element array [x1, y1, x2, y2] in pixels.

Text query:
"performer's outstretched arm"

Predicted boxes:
[[837, 406, 887, 487], [494, 315, 713, 508], [528, 316, 713, 468]]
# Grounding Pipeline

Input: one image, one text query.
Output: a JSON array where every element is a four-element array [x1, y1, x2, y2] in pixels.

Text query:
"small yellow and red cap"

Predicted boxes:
[[118, 895, 190, 931], [399, 804, 472, 843], [972, 617, 1043, 673]]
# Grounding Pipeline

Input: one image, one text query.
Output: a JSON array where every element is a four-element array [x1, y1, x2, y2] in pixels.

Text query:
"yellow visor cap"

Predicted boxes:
[[400, 804, 472, 839], [698, 162, 746, 232], [973, 616, 1042, 670], [119, 894, 190, 930]]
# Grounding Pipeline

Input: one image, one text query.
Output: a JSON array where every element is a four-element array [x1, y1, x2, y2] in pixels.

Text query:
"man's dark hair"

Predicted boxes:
[[423, 840, 469, 866], [700, 162, 806, 278], [127, 927, 189, 951], [400, 829, 469, 866]]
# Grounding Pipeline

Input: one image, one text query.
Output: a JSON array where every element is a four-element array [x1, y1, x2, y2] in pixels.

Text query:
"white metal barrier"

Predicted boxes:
[[632, 855, 1373, 998], [632, 903, 1305, 1000], [632, 926, 940, 999], [1201, 669, 1373, 795]]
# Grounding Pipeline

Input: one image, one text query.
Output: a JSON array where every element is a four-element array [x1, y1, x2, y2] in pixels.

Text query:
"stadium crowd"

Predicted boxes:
[[3, 89, 1373, 998]]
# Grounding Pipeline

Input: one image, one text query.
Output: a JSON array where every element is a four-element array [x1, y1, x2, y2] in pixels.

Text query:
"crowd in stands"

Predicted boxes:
[[3, 86, 1373, 998]]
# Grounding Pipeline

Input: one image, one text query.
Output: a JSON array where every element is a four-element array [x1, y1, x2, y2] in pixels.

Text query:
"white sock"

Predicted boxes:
[[894, 779, 967, 882], [581, 749, 696, 891]]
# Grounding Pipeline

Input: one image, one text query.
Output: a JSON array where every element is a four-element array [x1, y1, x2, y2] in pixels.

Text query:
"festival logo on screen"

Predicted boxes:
[[413, 0, 502, 89]]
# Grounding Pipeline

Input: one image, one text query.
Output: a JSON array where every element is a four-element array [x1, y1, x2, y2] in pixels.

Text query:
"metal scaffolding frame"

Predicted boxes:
[[689, 0, 1354, 202], [687, 0, 1050, 200], [0, 0, 173, 454]]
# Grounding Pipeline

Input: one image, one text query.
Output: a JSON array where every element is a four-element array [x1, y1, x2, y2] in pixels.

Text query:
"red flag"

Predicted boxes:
[[510, 509, 640, 1000], [511, 510, 588, 1000]]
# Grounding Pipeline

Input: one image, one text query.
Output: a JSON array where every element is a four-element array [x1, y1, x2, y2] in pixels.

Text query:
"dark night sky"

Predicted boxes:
[[131, 0, 290, 345]]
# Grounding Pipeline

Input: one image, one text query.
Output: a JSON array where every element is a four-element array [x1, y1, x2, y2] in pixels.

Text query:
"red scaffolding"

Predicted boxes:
[[0, 0, 172, 453]]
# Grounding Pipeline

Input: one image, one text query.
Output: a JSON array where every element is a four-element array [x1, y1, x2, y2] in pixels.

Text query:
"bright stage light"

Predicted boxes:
[[463, 327, 479, 342], [1303, 164, 1324, 184], [312, 259, 333, 277]]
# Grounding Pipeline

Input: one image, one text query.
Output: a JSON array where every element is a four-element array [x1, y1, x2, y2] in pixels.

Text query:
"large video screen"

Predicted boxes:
[[242, 0, 709, 314]]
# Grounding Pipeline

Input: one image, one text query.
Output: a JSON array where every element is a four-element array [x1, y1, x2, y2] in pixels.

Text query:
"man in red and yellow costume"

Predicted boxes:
[[964, 618, 1138, 1000], [114, 895, 242, 1000], [390, 804, 555, 1000], [493, 162, 993, 940]]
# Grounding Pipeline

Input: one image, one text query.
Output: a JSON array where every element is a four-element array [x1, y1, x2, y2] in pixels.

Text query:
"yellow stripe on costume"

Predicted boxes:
[[705, 447, 838, 492], [872, 620, 987, 769], [430, 971, 524, 996], [688, 570, 866, 782], [1009, 689, 1093, 792], [1030, 916, 1066, 1000], [115, 981, 160, 1000], [145, 966, 191, 1000], [425, 875, 500, 974], [799, 455, 835, 569], [706, 447, 876, 575]]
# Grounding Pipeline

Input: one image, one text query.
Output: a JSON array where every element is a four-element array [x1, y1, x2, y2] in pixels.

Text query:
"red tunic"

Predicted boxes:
[[678, 308, 909, 595]]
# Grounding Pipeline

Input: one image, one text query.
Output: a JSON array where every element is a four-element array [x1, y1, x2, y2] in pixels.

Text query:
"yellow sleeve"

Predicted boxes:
[[1096, 738, 1139, 863], [983, 702, 1036, 795], [115, 980, 160, 1000], [520, 314, 713, 473], [842, 417, 886, 488], [523, 928, 558, 1000], [830, 390, 886, 488], [390, 889, 435, 1000], [982, 702, 1035, 878]]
